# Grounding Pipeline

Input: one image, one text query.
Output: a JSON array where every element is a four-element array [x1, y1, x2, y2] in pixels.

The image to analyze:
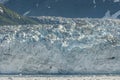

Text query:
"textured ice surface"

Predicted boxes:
[[0, 17, 120, 74]]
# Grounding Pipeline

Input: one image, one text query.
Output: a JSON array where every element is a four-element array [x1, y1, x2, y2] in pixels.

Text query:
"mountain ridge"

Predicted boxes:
[[0, 4, 39, 25], [3, 0, 120, 18]]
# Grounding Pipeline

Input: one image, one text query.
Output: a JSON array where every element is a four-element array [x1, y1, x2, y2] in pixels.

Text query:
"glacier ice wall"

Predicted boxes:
[[0, 17, 120, 74]]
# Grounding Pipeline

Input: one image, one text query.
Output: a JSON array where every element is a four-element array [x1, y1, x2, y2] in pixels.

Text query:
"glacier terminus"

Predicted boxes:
[[0, 17, 120, 75]]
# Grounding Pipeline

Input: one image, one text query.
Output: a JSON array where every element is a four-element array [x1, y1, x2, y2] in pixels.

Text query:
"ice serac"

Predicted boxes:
[[0, 17, 120, 74]]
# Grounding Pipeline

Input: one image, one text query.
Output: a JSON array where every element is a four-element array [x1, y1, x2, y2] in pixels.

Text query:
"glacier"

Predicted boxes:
[[0, 17, 120, 75]]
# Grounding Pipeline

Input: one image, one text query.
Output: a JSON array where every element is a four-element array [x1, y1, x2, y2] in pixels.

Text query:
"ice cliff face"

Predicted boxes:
[[0, 17, 120, 74]]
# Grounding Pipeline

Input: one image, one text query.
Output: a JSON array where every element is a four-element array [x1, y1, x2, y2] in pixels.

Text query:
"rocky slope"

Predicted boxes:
[[0, 4, 38, 25]]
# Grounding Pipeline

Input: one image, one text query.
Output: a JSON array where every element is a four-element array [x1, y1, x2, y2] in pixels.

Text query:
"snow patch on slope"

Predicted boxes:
[[113, 0, 120, 3], [0, 7, 3, 13], [111, 10, 120, 18], [0, 0, 8, 3], [104, 10, 111, 18], [23, 10, 31, 16], [93, 0, 96, 8], [104, 10, 120, 18]]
